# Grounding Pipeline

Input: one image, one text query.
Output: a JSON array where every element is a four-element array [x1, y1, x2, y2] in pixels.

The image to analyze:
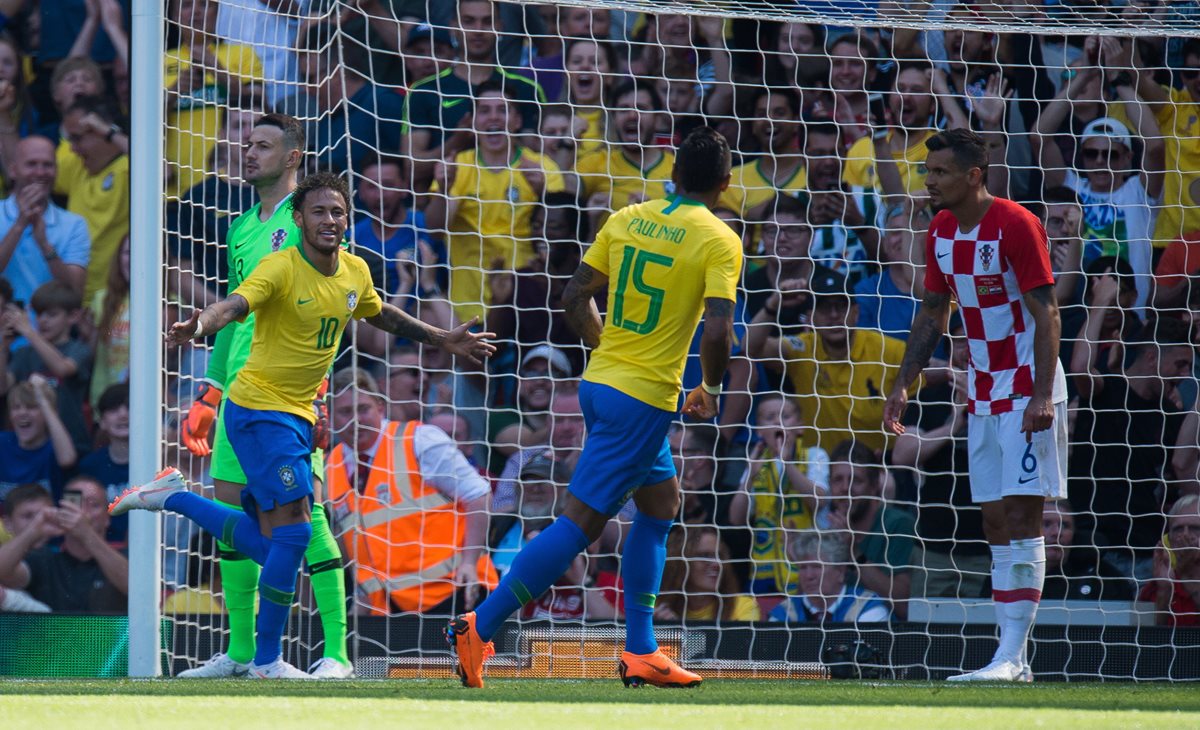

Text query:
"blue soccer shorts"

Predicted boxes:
[[569, 380, 677, 516], [222, 398, 314, 514]]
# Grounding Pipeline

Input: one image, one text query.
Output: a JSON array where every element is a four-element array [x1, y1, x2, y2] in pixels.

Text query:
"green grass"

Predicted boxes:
[[1, 680, 1196, 730]]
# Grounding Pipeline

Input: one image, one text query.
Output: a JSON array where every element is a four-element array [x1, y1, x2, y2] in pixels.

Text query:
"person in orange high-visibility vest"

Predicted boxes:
[[326, 367, 496, 615]]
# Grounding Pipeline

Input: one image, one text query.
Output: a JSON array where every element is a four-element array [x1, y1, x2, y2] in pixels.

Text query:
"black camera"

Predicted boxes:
[[822, 639, 886, 680]]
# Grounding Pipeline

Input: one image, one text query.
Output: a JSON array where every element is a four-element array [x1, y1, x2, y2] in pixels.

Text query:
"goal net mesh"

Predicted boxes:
[[158, 0, 1200, 680]]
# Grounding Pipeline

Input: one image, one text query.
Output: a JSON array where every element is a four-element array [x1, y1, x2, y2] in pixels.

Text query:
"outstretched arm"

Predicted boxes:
[[166, 294, 249, 346], [561, 262, 607, 349], [364, 303, 495, 365]]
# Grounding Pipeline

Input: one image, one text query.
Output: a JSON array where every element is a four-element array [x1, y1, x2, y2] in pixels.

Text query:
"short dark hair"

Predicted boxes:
[[803, 121, 841, 145], [894, 58, 934, 78], [1043, 186, 1082, 207], [926, 128, 989, 179], [542, 190, 586, 241], [2, 483, 52, 517], [829, 439, 883, 483], [66, 94, 123, 127], [254, 113, 306, 152], [1129, 316, 1193, 361], [1181, 38, 1200, 62], [828, 31, 879, 64], [31, 280, 82, 313], [97, 382, 129, 415], [361, 154, 405, 177], [752, 86, 802, 119], [611, 80, 664, 112], [292, 170, 351, 214], [766, 192, 809, 221], [673, 127, 731, 195]]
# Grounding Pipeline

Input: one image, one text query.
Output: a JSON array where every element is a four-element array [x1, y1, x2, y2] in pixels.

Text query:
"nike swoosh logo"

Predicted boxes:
[[230, 668, 248, 677], [937, 251, 950, 259], [442, 99, 465, 109], [1018, 476, 1038, 484], [645, 662, 673, 676], [297, 298, 314, 305]]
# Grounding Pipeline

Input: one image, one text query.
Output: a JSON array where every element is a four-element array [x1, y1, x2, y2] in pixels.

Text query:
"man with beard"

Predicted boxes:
[[325, 367, 496, 616], [718, 87, 807, 226], [577, 82, 675, 232], [350, 154, 437, 298], [802, 121, 882, 284], [885, 129, 1066, 682]]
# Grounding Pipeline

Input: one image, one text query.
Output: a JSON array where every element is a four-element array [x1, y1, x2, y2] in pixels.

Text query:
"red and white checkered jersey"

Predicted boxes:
[[924, 198, 1067, 415]]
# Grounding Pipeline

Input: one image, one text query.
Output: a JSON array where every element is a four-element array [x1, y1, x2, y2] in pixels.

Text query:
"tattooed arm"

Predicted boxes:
[[365, 303, 496, 366], [561, 262, 608, 349], [699, 297, 734, 390], [167, 294, 250, 346], [884, 290, 951, 435]]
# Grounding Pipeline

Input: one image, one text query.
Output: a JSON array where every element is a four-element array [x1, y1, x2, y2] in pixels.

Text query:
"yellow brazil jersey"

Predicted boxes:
[[685, 594, 761, 621], [433, 147, 565, 322], [164, 43, 263, 198], [229, 247, 383, 421], [782, 328, 910, 453], [1153, 86, 1200, 247], [577, 145, 677, 227], [717, 158, 808, 221], [842, 131, 931, 194], [749, 442, 824, 594], [577, 107, 605, 154], [54, 152, 130, 302], [583, 194, 743, 412]]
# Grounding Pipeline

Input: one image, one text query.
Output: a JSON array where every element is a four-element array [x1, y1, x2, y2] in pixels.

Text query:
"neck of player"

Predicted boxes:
[[950, 188, 995, 231], [257, 174, 298, 221], [678, 187, 721, 209], [303, 238, 339, 276]]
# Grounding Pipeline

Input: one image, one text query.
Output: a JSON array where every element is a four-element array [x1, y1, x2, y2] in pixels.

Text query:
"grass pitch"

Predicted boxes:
[[1, 679, 1196, 730]]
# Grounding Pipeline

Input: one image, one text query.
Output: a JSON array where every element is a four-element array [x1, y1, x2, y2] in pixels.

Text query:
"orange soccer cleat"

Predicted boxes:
[[618, 649, 703, 688], [445, 612, 495, 688]]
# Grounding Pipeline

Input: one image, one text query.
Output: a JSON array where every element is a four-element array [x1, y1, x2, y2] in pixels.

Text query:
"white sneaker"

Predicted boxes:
[[947, 658, 1024, 682], [1016, 663, 1034, 683], [0, 588, 51, 613], [177, 653, 250, 678], [308, 657, 355, 679], [109, 467, 187, 516], [249, 658, 312, 679]]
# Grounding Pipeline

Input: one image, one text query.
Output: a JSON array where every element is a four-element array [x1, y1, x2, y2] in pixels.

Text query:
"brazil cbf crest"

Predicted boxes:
[[271, 228, 287, 251], [278, 465, 297, 489], [346, 290, 358, 311]]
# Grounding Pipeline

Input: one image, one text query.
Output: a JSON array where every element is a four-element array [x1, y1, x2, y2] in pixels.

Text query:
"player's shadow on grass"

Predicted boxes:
[[5, 680, 1200, 712]]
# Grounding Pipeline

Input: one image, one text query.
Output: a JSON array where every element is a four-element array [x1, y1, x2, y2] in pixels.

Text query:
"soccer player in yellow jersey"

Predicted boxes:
[[448, 127, 742, 689], [111, 172, 494, 679], [577, 82, 676, 229]]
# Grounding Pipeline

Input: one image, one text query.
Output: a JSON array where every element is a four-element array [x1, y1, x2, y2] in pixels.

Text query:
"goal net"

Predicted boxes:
[[151, 0, 1200, 681]]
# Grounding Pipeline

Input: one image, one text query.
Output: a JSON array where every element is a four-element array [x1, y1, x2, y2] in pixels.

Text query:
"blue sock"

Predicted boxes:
[[474, 515, 590, 642], [621, 511, 673, 655], [165, 492, 268, 564], [254, 522, 312, 666]]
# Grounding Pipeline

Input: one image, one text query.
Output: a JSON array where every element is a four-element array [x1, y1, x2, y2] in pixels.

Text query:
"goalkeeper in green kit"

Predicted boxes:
[[178, 113, 352, 679]]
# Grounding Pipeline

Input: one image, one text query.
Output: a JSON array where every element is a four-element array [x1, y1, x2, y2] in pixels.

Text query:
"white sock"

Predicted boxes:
[[989, 544, 1012, 664], [995, 537, 1045, 665]]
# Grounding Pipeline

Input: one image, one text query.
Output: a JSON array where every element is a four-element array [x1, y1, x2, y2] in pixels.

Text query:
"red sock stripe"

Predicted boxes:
[[992, 588, 1042, 603]]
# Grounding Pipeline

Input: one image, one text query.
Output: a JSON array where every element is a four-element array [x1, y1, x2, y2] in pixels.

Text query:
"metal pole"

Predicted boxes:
[[127, 0, 165, 678]]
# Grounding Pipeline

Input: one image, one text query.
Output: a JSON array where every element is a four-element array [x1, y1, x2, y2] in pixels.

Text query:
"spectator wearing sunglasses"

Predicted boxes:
[[1034, 56, 1164, 312]]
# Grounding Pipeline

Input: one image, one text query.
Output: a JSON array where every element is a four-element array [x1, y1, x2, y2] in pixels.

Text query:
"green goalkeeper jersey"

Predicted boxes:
[[205, 194, 300, 389]]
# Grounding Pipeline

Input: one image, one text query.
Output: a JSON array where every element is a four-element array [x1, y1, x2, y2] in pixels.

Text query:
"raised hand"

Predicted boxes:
[[974, 73, 1013, 130], [167, 309, 202, 347]]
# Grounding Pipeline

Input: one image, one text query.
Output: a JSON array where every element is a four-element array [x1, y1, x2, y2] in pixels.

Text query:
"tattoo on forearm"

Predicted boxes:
[[562, 265, 605, 348], [897, 292, 948, 387], [373, 304, 438, 345], [228, 295, 248, 320], [705, 298, 734, 318]]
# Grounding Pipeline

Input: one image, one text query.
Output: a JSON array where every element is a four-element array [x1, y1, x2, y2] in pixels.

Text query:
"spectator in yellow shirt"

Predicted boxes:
[[163, 0, 263, 198], [658, 525, 760, 622], [719, 87, 807, 237], [424, 81, 565, 323]]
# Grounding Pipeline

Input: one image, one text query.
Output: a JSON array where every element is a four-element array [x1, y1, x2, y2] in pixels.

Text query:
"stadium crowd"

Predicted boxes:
[[1, 0, 1199, 629]]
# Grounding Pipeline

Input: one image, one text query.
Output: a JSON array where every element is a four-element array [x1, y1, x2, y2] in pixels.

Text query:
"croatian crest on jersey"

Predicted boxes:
[[271, 228, 287, 251], [278, 465, 296, 488], [979, 243, 995, 271], [346, 291, 358, 311]]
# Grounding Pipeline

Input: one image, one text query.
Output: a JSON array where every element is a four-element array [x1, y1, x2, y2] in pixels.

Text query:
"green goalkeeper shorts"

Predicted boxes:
[[210, 396, 325, 485]]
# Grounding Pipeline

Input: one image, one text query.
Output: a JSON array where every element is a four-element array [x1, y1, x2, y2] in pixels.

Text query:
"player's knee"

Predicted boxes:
[[562, 495, 608, 542]]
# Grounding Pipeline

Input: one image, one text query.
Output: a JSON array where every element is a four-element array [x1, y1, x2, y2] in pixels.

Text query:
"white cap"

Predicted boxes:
[[1081, 117, 1133, 149], [520, 345, 572, 377]]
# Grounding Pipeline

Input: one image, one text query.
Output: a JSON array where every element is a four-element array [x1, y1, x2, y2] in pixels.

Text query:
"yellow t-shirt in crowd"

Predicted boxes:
[[717, 158, 808, 221], [582, 195, 743, 412], [1153, 86, 1200, 247], [578, 107, 604, 145], [230, 247, 383, 421], [782, 328, 910, 453], [577, 145, 677, 225], [749, 442, 824, 594], [685, 594, 761, 622], [433, 147, 565, 322], [164, 43, 264, 198], [54, 152, 130, 302], [842, 130, 932, 194]]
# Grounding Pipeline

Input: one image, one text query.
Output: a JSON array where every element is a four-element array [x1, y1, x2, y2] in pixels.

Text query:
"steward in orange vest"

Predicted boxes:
[[327, 375, 497, 615]]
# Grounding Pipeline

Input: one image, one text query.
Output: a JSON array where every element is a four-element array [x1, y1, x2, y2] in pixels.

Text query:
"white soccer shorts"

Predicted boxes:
[[966, 400, 1068, 503]]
